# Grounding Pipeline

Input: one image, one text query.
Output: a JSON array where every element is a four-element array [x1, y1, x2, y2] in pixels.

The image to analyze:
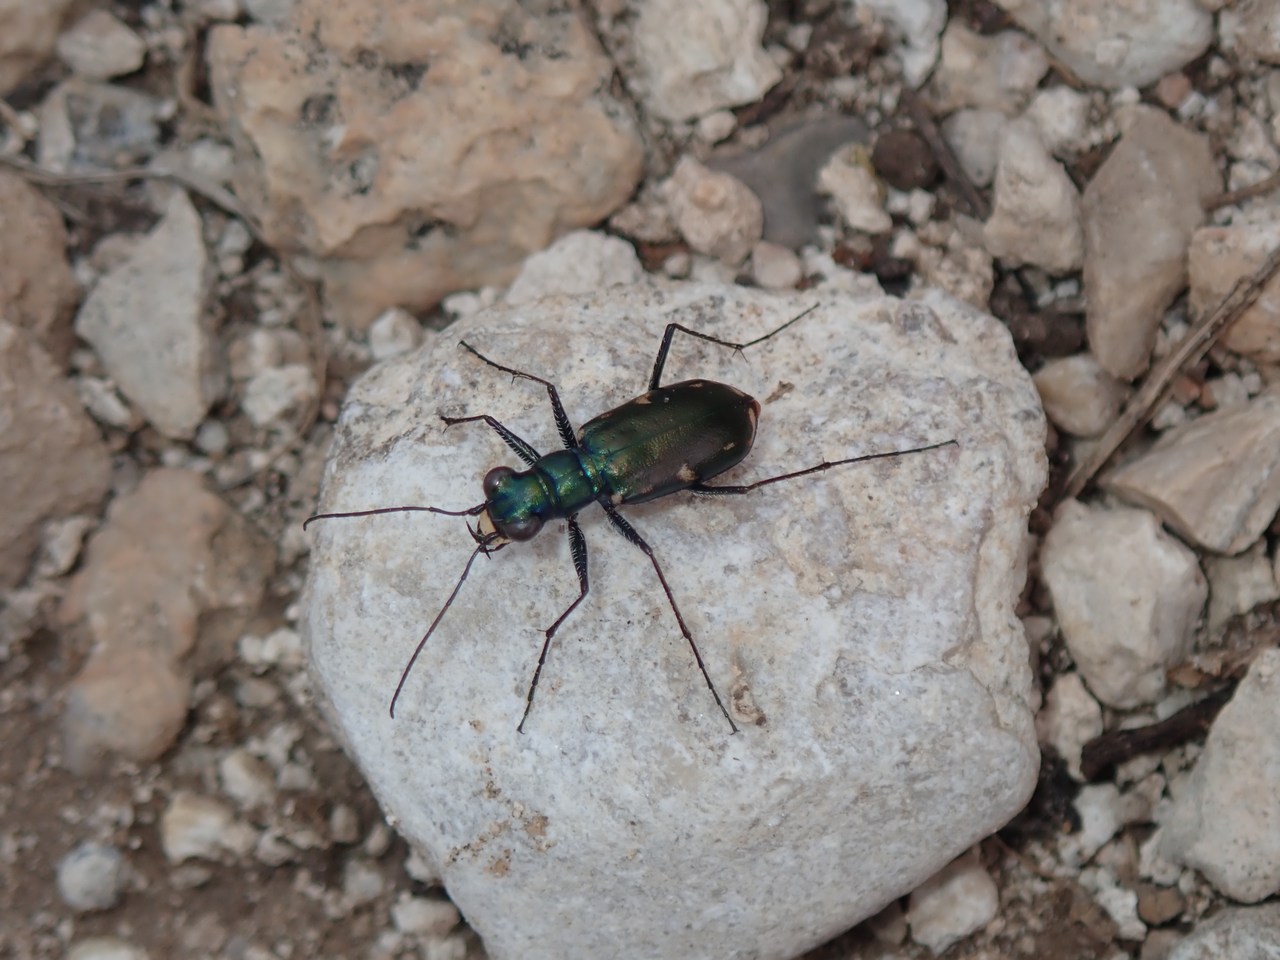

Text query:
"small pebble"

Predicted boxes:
[[56, 12, 147, 80], [218, 748, 276, 808], [750, 241, 803, 289], [391, 895, 461, 937], [328, 803, 360, 844], [56, 841, 128, 913], [66, 937, 150, 960], [342, 858, 386, 906], [160, 792, 256, 863], [368, 308, 424, 361]]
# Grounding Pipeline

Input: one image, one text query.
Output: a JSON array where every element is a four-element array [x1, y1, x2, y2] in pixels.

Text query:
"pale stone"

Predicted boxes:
[[907, 848, 1000, 953], [74, 190, 217, 439], [983, 119, 1084, 273], [1189, 223, 1280, 363], [1159, 650, 1280, 902], [505, 230, 643, 305], [1083, 107, 1219, 379], [627, 0, 780, 122], [207, 0, 643, 327], [1041, 501, 1205, 708], [1033, 353, 1126, 438], [994, 0, 1213, 89], [664, 157, 764, 265], [1103, 388, 1280, 554], [303, 283, 1045, 960]]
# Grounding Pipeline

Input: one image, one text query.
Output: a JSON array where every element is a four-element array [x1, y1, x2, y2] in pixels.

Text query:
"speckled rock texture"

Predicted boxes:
[[303, 283, 1046, 960]]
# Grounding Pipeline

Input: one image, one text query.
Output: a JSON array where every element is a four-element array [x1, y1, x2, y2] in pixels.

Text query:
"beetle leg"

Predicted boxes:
[[440, 413, 542, 466], [648, 305, 819, 390], [458, 341, 579, 450], [518, 515, 590, 733], [689, 439, 958, 495], [600, 503, 739, 734]]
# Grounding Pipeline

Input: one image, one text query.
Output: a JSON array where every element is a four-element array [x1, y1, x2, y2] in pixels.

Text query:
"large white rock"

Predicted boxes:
[[303, 283, 1045, 960]]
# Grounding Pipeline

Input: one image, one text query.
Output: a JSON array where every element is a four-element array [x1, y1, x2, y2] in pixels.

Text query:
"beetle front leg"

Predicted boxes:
[[440, 413, 542, 466], [601, 504, 739, 734], [518, 515, 590, 733], [458, 341, 579, 450]]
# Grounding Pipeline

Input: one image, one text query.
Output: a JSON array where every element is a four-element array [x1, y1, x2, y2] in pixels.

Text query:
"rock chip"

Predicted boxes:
[[56, 841, 128, 913], [1082, 107, 1219, 379], [160, 792, 256, 863], [929, 22, 1049, 115], [207, 0, 643, 327], [0, 322, 111, 589], [75, 190, 218, 440], [1103, 388, 1280, 555], [367, 308, 424, 362], [1159, 649, 1280, 902], [304, 283, 1045, 960], [906, 848, 1000, 953], [1040, 501, 1205, 708], [1189, 223, 1280, 363], [857, 0, 947, 87], [0, 0, 78, 95], [982, 118, 1084, 273], [55, 10, 146, 80], [1033, 353, 1127, 438], [993, 0, 1213, 89], [37, 79, 164, 171], [0, 171, 80, 365], [941, 110, 1007, 188], [1166, 903, 1280, 960], [818, 146, 892, 235], [664, 157, 764, 266], [623, 0, 780, 122], [1220, 3, 1280, 65], [66, 938, 149, 960], [60, 469, 276, 768], [1204, 542, 1279, 632], [1036, 671, 1103, 780], [504, 230, 644, 306]]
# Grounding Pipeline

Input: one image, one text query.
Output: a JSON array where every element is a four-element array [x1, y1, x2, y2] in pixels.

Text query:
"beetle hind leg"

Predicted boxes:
[[601, 504, 739, 734]]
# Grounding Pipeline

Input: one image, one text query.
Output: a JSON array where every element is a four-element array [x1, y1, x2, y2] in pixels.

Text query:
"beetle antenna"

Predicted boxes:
[[303, 501, 487, 531], [389, 538, 491, 718]]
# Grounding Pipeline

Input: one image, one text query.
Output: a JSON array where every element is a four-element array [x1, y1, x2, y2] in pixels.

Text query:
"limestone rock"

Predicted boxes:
[[303, 282, 1045, 960]]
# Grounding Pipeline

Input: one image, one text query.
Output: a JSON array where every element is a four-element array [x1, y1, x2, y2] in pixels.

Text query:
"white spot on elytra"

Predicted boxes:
[[677, 464, 697, 483]]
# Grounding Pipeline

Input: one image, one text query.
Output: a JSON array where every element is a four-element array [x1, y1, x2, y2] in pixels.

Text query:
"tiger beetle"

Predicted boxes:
[[305, 305, 956, 734]]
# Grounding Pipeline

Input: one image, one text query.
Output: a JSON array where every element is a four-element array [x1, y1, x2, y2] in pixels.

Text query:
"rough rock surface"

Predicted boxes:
[[0, 323, 112, 589], [303, 283, 1045, 960], [0, 170, 81, 365], [60, 469, 277, 770], [1158, 649, 1280, 903], [993, 0, 1212, 89], [1103, 387, 1280, 555], [1040, 500, 1205, 708], [624, 0, 780, 122], [207, 0, 644, 327], [1082, 107, 1219, 379], [74, 189, 218, 440]]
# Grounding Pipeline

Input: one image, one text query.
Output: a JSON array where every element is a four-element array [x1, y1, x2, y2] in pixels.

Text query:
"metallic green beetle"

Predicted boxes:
[[306, 307, 955, 733]]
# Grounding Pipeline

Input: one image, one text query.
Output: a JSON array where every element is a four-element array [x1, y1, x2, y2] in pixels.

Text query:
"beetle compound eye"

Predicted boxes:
[[498, 515, 543, 541], [483, 465, 516, 498]]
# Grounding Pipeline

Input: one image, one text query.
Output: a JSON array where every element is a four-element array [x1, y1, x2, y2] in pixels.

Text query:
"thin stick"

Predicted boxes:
[[1061, 243, 1280, 500]]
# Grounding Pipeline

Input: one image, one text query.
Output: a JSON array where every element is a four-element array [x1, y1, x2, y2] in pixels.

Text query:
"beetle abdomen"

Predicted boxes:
[[578, 379, 759, 505]]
